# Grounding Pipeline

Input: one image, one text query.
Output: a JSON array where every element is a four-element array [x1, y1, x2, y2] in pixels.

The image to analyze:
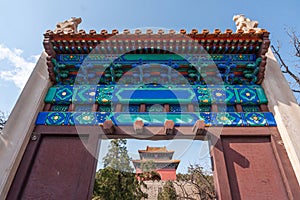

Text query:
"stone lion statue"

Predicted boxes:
[[233, 14, 261, 33], [54, 17, 82, 33]]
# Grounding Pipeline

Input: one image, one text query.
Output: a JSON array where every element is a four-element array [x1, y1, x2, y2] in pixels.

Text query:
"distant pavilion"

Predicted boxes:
[[132, 146, 180, 181]]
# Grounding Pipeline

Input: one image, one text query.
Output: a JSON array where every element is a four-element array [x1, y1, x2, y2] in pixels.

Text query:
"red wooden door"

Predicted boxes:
[[7, 126, 99, 200], [223, 136, 288, 200], [212, 131, 300, 200]]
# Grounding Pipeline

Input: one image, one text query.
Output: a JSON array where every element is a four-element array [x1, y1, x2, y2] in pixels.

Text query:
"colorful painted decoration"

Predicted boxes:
[[56, 54, 257, 64], [38, 30, 275, 129], [50, 54, 262, 85], [44, 84, 268, 106], [40, 31, 275, 126], [36, 111, 276, 127], [45, 85, 73, 104]]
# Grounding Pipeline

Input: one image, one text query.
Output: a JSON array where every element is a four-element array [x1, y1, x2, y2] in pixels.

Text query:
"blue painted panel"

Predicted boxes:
[[36, 111, 277, 127], [264, 112, 277, 126], [44, 84, 268, 106], [113, 88, 196, 104], [111, 112, 199, 127], [36, 112, 110, 126], [244, 112, 267, 126]]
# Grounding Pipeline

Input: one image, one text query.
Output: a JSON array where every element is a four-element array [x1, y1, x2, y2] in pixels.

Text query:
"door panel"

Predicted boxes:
[[222, 136, 288, 200], [7, 132, 99, 200]]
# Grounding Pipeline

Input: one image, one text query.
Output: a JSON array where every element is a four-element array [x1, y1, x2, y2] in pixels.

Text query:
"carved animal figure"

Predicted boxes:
[[54, 17, 82, 33], [233, 14, 261, 33]]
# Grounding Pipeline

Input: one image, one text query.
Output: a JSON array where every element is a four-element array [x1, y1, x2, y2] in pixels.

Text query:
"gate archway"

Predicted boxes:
[[3, 25, 300, 199]]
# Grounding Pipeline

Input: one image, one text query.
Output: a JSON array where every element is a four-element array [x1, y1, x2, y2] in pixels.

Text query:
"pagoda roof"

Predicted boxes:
[[138, 146, 174, 153], [132, 159, 180, 164]]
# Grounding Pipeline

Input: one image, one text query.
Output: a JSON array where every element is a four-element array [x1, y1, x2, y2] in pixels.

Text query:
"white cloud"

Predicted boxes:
[[0, 44, 39, 89]]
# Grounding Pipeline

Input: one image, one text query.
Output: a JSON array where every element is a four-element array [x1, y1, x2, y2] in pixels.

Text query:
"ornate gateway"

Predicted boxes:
[[2, 16, 300, 199]]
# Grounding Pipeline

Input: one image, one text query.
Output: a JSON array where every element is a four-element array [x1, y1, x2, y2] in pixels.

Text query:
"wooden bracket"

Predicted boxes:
[[92, 104, 98, 112], [163, 104, 170, 112], [211, 104, 218, 112], [134, 120, 144, 134], [43, 103, 52, 111], [188, 104, 194, 112], [139, 104, 146, 112], [164, 120, 175, 135], [259, 104, 269, 112], [115, 103, 122, 112], [235, 104, 243, 112], [68, 103, 75, 111], [192, 120, 206, 135], [103, 120, 115, 134]]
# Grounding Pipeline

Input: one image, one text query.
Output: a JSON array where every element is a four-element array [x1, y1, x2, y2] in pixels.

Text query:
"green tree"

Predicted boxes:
[[140, 160, 156, 173], [139, 160, 161, 181], [103, 139, 133, 172], [157, 181, 177, 200], [93, 139, 147, 200]]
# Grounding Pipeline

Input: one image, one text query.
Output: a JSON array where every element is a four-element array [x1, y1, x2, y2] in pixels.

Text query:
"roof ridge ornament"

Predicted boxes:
[[233, 14, 261, 33], [54, 17, 82, 34]]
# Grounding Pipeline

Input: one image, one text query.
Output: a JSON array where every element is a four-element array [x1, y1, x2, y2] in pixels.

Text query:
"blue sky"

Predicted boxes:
[[0, 0, 299, 173], [97, 139, 211, 173], [0, 0, 299, 112]]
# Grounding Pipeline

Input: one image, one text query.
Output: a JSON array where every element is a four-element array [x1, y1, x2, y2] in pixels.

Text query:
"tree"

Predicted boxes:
[[93, 139, 148, 200], [139, 160, 161, 181], [103, 139, 133, 172], [140, 160, 156, 173], [157, 181, 177, 200], [176, 164, 215, 200], [271, 30, 300, 103]]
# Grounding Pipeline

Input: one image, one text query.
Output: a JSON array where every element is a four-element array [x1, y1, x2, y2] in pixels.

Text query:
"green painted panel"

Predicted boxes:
[[113, 113, 200, 126], [256, 87, 268, 104], [233, 88, 241, 103], [45, 87, 57, 103], [44, 85, 269, 106]]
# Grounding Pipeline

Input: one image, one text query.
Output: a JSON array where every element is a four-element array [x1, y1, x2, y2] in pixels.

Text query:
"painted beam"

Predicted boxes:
[[44, 84, 268, 105], [56, 54, 256, 64], [50, 53, 261, 85], [35, 112, 277, 127]]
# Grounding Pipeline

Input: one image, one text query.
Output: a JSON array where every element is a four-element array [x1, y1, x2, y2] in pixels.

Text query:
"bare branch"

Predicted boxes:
[[0, 111, 7, 133], [271, 45, 300, 88], [173, 181, 191, 198], [292, 89, 300, 93], [287, 31, 300, 57]]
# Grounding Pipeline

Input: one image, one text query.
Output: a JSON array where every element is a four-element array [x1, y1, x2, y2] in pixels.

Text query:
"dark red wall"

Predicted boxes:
[[212, 127, 300, 200], [222, 136, 288, 199], [156, 169, 177, 181], [6, 126, 300, 200], [7, 126, 99, 200]]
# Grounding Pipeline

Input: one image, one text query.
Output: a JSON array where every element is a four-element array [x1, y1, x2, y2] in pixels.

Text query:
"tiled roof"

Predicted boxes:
[[138, 146, 174, 153], [43, 28, 270, 55], [44, 28, 268, 38], [43, 28, 270, 84], [132, 159, 180, 163]]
